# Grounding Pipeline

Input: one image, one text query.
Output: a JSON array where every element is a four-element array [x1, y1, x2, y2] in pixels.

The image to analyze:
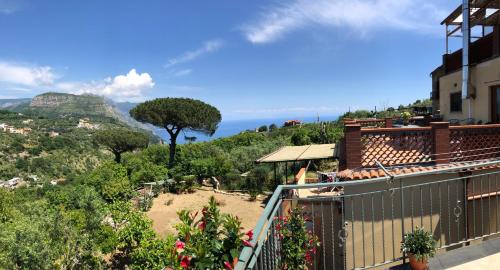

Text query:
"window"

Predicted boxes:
[[450, 92, 462, 112]]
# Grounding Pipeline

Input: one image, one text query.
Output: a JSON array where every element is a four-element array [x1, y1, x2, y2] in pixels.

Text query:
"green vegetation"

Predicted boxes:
[[94, 128, 149, 163], [0, 102, 345, 268], [0, 93, 434, 268], [130, 98, 222, 167], [340, 98, 432, 121]]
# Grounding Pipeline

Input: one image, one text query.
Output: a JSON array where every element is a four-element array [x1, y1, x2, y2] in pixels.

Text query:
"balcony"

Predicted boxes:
[[236, 160, 500, 269], [443, 30, 500, 74]]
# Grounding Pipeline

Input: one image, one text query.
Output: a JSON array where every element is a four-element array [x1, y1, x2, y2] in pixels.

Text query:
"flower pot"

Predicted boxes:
[[409, 254, 428, 270]]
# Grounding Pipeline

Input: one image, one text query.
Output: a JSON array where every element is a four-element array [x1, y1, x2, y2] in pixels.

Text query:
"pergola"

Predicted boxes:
[[442, 0, 500, 53], [255, 144, 339, 185]]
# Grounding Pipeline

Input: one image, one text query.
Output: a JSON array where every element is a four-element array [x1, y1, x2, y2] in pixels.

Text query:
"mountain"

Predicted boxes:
[[0, 92, 151, 132], [26, 92, 121, 118]]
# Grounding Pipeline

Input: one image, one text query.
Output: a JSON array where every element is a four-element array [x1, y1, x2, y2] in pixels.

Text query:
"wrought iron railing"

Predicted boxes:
[[236, 159, 500, 270]]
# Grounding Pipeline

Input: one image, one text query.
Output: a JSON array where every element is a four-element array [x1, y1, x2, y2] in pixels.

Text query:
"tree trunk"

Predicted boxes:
[[114, 151, 121, 163], [169, 140, 176, 168], [168, 130, 180, 168]]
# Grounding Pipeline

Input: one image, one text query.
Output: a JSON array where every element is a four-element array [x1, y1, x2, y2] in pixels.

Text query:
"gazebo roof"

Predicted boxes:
[[255, 144, 338, 163]]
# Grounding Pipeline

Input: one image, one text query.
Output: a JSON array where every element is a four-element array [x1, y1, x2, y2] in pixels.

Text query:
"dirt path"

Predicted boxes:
[[146, 188, 266, 237]]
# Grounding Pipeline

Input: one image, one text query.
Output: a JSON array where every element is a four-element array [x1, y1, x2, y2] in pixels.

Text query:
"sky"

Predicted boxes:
[[0, 0, 461, 120]]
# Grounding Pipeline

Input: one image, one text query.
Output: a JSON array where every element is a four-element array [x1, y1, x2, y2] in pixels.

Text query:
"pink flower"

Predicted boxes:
[[246, 230, 254, 240], [175, 240, 185, 253], [224, 261, 233, 270], [180, 256, 191, 269], [242, 240, 253, 247]]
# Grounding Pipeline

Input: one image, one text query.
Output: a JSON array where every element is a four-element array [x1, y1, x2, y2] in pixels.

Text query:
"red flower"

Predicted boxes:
[[224, 261, 233, 270], [305, 252, 312, 263], [242, 240, 253, 247], [180, 256, 191, 269], [175, 240, 185, 253], [246, 230, 254, 240], [198, 220, 206, 231]]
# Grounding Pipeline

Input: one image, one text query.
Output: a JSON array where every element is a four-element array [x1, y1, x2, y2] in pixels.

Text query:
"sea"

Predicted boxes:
[[155, 115, 340, 144]]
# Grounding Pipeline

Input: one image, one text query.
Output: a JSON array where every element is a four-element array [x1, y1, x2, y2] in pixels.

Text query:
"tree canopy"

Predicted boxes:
[[94, 128, 149, 163], [130, 98, 221, 167]]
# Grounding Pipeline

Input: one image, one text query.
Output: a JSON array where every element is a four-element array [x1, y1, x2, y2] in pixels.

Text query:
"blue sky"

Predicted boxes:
[[0, 0, 460, 120]]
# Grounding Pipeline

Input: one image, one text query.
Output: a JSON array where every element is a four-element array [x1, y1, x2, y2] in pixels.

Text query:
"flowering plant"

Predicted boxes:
[[168, 196, 252, 269], [274, 207, 320, 269]]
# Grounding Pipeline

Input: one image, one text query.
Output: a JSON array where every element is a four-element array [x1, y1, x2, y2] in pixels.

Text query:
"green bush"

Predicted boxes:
[[291, 129, 311, 146], [84, 161, 134, 202]]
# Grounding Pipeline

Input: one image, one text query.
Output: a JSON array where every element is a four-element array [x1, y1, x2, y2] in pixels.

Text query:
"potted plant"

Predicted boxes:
[[401, 111, 412, 126], [401, 227, 437, 270]]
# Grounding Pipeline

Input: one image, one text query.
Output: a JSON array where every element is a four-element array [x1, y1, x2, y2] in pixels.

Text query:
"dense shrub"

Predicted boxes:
[[275, 207, 320, 269], [84, 161, 134, 202]]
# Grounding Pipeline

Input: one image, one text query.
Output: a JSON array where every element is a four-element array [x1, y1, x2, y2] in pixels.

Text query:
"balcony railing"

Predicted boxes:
[[343, 118, 392, 128], [341, 123, 500, 170], [236, 160, 500, 270], [443, 30, 500, 74], [450, 125, 500, 162]]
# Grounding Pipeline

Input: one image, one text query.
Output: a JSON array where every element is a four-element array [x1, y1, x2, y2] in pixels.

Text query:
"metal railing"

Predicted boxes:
[[236, 159, 500, 270]]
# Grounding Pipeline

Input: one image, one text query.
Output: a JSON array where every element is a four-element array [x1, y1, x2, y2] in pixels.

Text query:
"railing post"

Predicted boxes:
[[343, 124, 362, 170], [431, 122, 450, 164], [384, 117, 393, 128]]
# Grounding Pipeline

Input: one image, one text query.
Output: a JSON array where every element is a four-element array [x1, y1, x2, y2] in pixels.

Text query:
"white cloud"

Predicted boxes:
[[165, 39, 223, 68], [0, 62, 56, 87], [64, 69, 155, 101], [173, 68, 193, 77], [0, 60, 155, 101], [242, 0, 448, 44]]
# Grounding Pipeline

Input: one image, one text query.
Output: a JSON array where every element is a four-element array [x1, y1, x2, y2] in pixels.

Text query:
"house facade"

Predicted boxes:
[[431, 1, 500, 124]]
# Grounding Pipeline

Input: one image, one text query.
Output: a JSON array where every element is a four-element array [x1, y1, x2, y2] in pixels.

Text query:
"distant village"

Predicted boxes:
[[0, 117, 99, 137], [0, 175, 62, 190], [0, 118, 100, 189]]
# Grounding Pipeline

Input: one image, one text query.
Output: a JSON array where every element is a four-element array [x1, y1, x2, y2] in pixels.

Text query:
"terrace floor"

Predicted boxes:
[[429, 237, 500, 269], [390, 237, 500, 270]]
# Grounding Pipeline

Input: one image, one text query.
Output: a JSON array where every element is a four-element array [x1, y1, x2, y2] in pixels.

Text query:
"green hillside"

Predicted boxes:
[[0, 93, 158, 182]]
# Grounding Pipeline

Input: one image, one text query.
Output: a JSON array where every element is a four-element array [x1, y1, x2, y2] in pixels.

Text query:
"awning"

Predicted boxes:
[[255, 144, 338, 163]]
